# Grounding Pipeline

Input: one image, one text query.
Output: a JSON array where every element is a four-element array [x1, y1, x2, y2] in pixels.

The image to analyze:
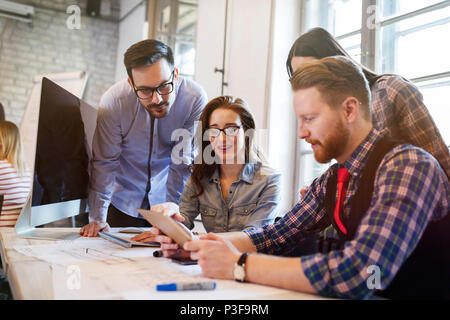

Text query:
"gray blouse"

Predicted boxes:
[[179, 163, 281, 233]]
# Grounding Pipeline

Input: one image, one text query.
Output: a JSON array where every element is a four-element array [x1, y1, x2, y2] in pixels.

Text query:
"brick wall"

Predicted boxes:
[[0, 0, 121, 124]]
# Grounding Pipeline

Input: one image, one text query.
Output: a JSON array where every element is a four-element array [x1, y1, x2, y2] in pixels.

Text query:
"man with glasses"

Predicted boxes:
[[81, 39, 207, 237]]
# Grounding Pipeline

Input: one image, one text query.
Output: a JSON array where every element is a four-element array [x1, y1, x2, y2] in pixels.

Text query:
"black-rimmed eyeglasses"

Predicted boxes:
[[133, 70, 175, 100], [207, 126, 242, 138]]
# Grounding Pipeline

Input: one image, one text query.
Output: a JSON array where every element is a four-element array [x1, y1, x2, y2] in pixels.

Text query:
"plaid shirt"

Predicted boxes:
[[371, 75, 450, 178], [245, 129, 450, 299]]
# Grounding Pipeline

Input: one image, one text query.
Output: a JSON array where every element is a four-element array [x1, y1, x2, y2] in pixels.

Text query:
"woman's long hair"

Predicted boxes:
[[286, 27, 382, 87], [0, 121, 27, 176], [190, 96, 265, 199]]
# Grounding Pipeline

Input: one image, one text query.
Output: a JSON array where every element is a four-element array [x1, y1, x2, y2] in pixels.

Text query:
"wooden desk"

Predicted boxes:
[[0, 228, 327, 300]]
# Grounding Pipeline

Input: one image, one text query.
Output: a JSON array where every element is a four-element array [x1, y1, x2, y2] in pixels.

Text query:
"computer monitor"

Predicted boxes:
[[15, 77, 97, 240]]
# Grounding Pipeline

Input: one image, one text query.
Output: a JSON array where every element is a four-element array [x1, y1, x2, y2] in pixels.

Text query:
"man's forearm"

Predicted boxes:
[[216, 232, 316, 294], [218, 232, 258, 253], [246, 254, 317, 294]]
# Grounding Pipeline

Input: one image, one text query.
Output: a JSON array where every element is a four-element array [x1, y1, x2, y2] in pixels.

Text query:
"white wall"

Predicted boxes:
[[194, 0, 226, 99], [115, 0, 146, 82], [195, 0, 302, 213], [266, 0, 302, 212], [195, 0, 272, 140], [223, 0, 272, 134]]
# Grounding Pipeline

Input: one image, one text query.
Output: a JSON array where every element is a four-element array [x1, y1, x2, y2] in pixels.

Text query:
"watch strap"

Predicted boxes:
[[237, 252, 248, 266]]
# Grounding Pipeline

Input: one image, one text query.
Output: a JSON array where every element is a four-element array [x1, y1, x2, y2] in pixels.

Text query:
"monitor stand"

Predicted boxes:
[[15, 198, 85, 241], [17, 229, 81, 241]]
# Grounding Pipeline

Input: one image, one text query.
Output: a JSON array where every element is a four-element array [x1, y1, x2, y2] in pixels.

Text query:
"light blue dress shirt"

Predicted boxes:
[[179, 162, 281, 233], [88, 77, 207, 222]]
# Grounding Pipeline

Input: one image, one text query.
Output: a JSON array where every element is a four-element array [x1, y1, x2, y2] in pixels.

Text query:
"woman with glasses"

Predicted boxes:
[[287, 27, 450, 180], [133, 96, 281, 240]]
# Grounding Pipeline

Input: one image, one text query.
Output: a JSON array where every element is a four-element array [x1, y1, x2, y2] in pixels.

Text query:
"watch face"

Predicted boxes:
[[233, 265, 245, 281]]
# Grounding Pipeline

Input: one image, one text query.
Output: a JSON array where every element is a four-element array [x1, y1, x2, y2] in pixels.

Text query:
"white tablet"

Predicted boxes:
[[137, 209, 195, 246]]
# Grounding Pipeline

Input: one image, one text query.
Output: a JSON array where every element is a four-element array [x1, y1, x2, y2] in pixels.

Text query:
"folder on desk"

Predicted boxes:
[[98, 232, 160, 248]]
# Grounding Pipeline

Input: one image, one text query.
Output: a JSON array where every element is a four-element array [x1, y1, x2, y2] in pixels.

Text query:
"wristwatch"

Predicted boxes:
[[233, 253, 248, 282]]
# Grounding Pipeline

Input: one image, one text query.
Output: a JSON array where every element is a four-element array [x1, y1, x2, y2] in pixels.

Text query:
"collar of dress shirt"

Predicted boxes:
[[209, 162, 257, 185], [341, 128, 383, 178]]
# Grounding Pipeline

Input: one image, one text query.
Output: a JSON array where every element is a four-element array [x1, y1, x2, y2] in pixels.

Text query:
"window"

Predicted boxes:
[[303, 0, 363, 60], [154, 0, 198, 78], [297, 0, 450, 193], [297, 0, 363, 192]]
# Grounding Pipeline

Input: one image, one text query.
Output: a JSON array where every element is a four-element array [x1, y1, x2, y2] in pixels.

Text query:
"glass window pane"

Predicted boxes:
[[176, 3, 197, 35], [303, 0, 362, 36], [377, 6, 450, 78], [156, 34, 170, 44], [328, 0, 362, 36], [378, 0, 443, 20], [300, 139, 313, 152], [179, 0, 197, 4], [303, 0, 328, 31], [339, 33, 362, 64], [298, 153, 333, 188], [418, 78, 450, 146], [159, 0, 171, 33], [175, 40, 196, 76]]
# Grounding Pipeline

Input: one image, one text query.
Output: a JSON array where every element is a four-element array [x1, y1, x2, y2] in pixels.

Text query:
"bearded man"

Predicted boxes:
[[148, 56, 449, 299], [81, 40, 207, 237]]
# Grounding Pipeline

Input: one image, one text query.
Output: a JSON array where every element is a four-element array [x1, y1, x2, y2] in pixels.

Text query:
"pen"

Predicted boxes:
[[156, 282, 216, 291], [153, 250, 163, 257]]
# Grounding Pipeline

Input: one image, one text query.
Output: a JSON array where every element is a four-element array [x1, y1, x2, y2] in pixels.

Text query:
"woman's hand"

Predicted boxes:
[[151, 202, 181, 217], [132, 206, 188, 259]]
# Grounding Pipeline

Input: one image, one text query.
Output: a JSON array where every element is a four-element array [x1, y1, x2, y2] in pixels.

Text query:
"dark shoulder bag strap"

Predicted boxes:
[[345, 136, 403, 240], [312, 163, 338, 233]]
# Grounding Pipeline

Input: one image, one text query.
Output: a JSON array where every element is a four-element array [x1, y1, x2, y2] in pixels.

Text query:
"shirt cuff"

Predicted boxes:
[[300, 254, 331, 297], [88, 207, 108, 223], [243, 227, 267, 252]]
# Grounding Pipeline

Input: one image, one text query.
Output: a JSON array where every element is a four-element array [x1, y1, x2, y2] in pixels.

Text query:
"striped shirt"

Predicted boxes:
[[371, 75, 450, 178], [245, 129, 450, 299], [0, 160, 32, 227]]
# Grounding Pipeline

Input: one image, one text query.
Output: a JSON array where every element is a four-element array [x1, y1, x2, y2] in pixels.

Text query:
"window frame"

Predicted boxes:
[[153, 0, 198, 78], [294, 0, 450, 202]]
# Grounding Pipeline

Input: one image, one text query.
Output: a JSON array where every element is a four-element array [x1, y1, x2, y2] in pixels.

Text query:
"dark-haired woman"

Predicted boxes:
[[133, 96, 280, 241], [287, 27, 450, 179]]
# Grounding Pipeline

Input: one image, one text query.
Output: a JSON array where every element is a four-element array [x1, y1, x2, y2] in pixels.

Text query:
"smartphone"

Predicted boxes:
[[171, 257, 198, 265]]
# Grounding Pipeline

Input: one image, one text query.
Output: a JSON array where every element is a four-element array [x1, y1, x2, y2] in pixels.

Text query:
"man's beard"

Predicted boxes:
[[144, 101, 170, 118], [307, 118, 349, 164]]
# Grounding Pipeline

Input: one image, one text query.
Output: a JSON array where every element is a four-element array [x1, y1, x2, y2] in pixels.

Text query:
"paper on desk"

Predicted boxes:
[[50, 255, 204, 299], [51, 256, 324, 300], [12, 235, 327, 300], [13, 237, 156, 265]]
